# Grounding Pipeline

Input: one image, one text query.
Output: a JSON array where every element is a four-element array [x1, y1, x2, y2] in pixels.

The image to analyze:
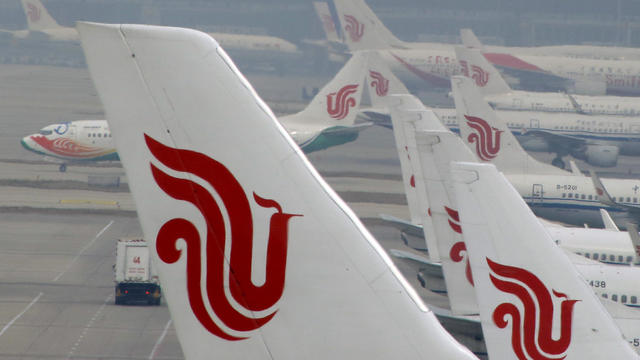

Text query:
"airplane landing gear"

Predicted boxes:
[[551, 157, 565, 169], [59, 163, 67, 172]]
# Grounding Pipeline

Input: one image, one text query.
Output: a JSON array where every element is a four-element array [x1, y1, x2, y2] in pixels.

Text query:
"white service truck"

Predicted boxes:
[[114, 238, 161, 305]]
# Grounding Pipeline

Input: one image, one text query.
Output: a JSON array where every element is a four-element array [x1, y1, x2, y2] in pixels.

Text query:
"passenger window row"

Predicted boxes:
[[88, 133, 112, 138], [602, 293, 638, 305], [577, 251, 633, 264]]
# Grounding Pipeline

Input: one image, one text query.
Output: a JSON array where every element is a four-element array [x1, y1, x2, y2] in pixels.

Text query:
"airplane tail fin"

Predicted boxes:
[[313, 1, 342, 44], [409, 128, 479, 315], [452, 162, 639, 360], [387, 95, 440, 253], [283, 51, 367, 130], [454, 46, 511, 95], [20, 0, 62, 31], [451, 75, 566, 175], [459, 29, 484, 50], [333, 0, 408, 50], [365, 50, 410, 109], [78, 22, 477, 360]]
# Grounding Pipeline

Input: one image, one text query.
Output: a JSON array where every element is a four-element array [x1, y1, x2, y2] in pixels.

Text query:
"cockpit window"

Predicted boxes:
[[39, 130, 53, 135]]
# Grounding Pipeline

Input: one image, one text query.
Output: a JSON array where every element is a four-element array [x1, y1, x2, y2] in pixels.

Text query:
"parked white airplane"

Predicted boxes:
[[376, 63, 640, 351], [77, 21, 480, 360], [452, 76, 640, 228], [393, 124, 640, 350], [0, 0, 79, 41], [456, 46, 640, 116], [2, 0, 300, 66], [447, 47, 640, 168], [21, 51, 372, 171], [454, 161, 640, 358], [332, 0, 640, 94]]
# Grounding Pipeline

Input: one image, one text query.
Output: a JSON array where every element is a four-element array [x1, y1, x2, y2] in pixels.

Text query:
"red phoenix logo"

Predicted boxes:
[[145, 134, 301, 341], [471, 65, 489, 87], [444, 206, 473, 286], [26, 2, 41, 22], [488, 258, 579, 360], [344, 14, 364, 42], [369, 70, 389, 96], [326, 84, 359, 120], [464, 115, 502, 161]]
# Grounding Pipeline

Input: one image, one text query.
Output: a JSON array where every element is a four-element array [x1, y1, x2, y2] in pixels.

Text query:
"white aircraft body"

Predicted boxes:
[[374, 64, 640, 349], [453, 161, 640, 358], [3, 0, 300, 66], [78, 21, 479, 359], [397, 125, 640, 351], [21, 52, 373, 170], [1, 0, 79, 41], [456, 46, 640, 116], [331, 0, 640, 93], [451, 76, 640, 228]]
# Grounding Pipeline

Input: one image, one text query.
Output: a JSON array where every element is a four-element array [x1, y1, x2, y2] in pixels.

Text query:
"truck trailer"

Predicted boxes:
[[114, 238, 161, 305]]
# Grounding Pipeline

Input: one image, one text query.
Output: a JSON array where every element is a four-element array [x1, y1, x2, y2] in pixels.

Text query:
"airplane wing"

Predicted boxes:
[[590, 170, 640, 212], [379, 213, 425, 238]]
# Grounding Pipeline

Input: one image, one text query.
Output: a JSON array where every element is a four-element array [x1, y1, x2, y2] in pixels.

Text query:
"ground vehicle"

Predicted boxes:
[[114, 238, 161, 305]]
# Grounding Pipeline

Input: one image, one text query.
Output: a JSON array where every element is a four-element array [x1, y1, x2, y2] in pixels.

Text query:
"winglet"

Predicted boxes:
[[79, 21, 477, 359], [566, 93, 587, 114]]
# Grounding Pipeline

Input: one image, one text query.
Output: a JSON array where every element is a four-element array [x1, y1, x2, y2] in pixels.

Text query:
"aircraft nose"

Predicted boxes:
[[21, 135, 43, 155]]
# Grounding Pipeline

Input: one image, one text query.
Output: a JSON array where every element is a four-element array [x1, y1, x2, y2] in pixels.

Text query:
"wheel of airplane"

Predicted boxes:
[[59, 163, 67, 172], [551, 157, 565, 169]]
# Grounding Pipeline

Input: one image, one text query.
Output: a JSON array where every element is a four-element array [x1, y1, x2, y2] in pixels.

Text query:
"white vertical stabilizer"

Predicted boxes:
[[279, 52, 367, 133], [454, 46, 512, 95], [365, 50, 411, 109], [452, 162, 639, 360], [410, 129, 479, 315], [333, 0, 408, 50], [20, 0, 62, 31], [389, 96, 445, 260], [452, 76, 567, 175], [78, 22, 477, 360]]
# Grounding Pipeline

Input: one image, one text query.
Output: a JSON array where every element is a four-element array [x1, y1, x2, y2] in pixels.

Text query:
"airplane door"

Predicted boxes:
[[530, 118, 540, 129], [531, 184, 543, 203]]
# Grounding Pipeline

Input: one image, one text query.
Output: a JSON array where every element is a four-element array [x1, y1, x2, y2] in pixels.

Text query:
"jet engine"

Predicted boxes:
[[573, 144, 619, 167]]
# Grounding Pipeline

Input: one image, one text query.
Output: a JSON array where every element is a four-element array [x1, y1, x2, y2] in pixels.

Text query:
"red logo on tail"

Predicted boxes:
[[326, 84, 359, 120], [471, 65, 489, 87], [488, 258, 579, 360], [369, 70, 389, 96], [26, 2, 41, 22], [145, 135, 301, 341], [344, 14, 364, 42], [445, 207, 474, 286], [464, 115, 502, 161]]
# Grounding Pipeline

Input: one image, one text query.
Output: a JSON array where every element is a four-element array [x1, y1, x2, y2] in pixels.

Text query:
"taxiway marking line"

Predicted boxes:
[[0, 292, 43, 338], [53, 220, 114, 282], [148, 319, 173, 360]]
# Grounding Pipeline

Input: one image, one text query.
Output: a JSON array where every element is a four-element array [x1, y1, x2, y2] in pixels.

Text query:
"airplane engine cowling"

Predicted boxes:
[[584, 144, 619, 167], [517, 135, 550, 152]]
